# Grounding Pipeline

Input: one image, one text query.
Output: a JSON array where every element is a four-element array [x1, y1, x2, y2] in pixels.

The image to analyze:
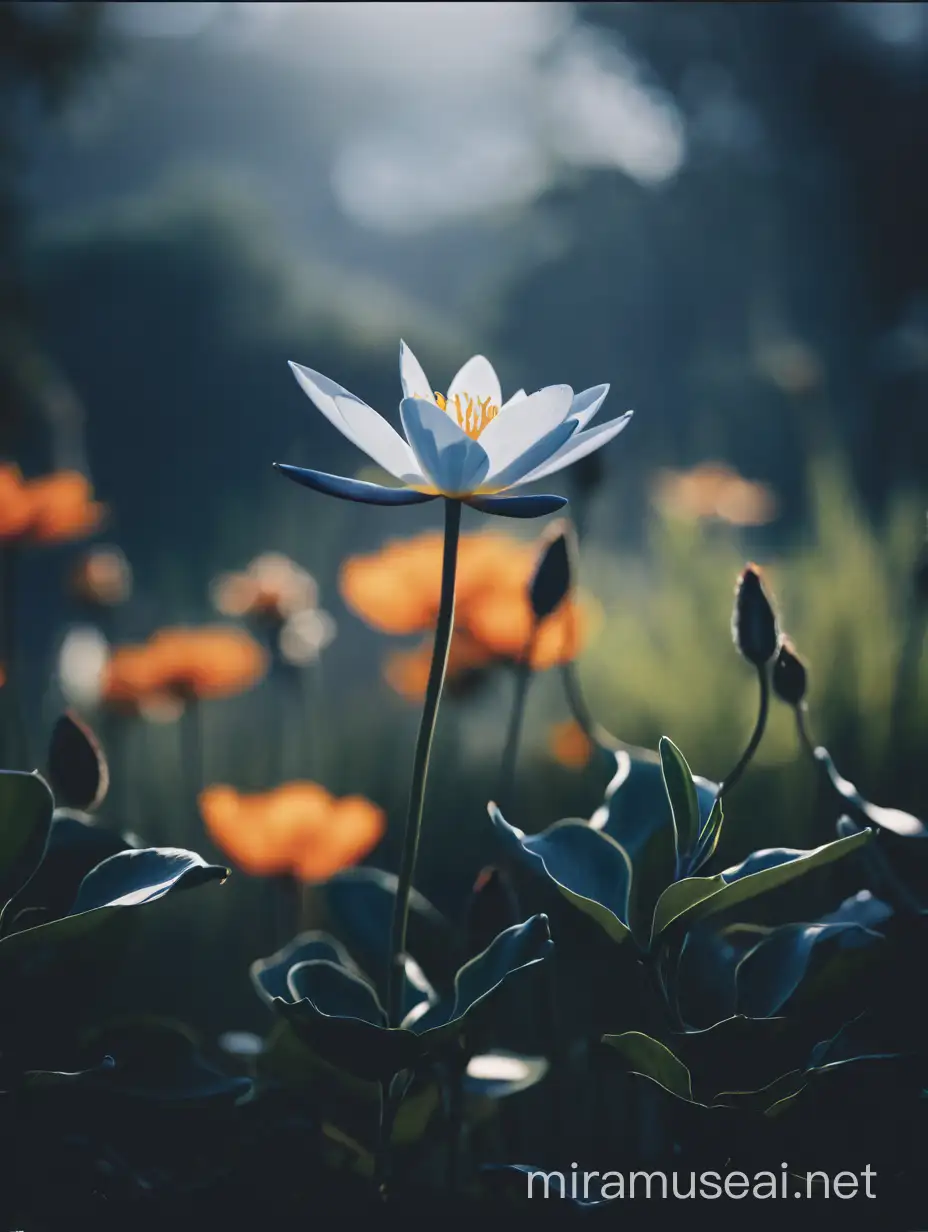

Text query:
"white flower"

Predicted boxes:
[[275, 342, 632, 518]]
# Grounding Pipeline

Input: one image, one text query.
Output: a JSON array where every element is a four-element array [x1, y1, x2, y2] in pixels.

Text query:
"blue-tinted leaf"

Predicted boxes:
[[0, 771, 54, 908], [676, 922, 771, 1028], [602, 1031, 693, 1100], [319, 866, 455, 996], [489, 807, 631, 944], [415, 914, 553, 1040], [816, 747, 926, 837], [0, 847, 228, 962], [251, 930, 363, 1006], [287, 959, 387, 1026], [659, 737, 700, 868], [650, 829, 873, 946], [736, 921, 883, 1018]]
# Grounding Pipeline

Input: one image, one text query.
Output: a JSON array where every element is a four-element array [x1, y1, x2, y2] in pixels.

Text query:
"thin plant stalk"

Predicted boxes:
[[385, 498, 462, 1029], [718, 663, 769, 798], [1, 545, 26, 767], [496, 625, 538, 818], [560, 660, 658, 764]]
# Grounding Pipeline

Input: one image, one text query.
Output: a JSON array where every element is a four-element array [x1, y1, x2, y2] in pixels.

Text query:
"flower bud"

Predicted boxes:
[[772, 636, 807, 706], [529, 519, 576, 622], [732, 563, 778, 666]]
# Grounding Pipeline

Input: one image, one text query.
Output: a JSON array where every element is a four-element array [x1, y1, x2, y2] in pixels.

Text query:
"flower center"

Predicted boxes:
[[435, 391, 499, 440]]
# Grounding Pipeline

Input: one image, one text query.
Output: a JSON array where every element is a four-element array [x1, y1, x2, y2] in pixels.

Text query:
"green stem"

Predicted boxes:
[[719, 663, 769, 798], [495, 626, 537, 818], [386, 498, 461, 1028], [1, 546, 26, 767], [560, 660, 658, 764]]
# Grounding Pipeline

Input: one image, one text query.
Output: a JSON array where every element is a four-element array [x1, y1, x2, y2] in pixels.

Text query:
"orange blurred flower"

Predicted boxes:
[[199, 781, 386, 881], [548, 720, 595, 770], [70, 547, 132, 606], [384, 629, 495, 701], [102, 626, 268, 712], [0, 464, 106, 545], [211, 552, 318, 623], [341, 529, 598, 698], [651, 463, 778, 527]]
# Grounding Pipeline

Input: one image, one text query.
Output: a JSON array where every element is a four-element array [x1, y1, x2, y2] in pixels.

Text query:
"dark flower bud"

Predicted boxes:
[[772, 636, 807, 706], [913, 515, 928, 606], [732, 563, 778, 666], [529, 519, 576, 622], [465, 865, 520, 959]]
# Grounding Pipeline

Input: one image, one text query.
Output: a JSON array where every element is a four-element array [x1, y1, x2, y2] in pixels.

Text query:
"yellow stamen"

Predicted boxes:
[[441, 390, 499, 440], [434, 391, 447, 410]]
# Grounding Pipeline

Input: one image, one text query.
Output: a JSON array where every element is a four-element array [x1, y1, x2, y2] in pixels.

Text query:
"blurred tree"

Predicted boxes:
[[0, 0, 103, 463]]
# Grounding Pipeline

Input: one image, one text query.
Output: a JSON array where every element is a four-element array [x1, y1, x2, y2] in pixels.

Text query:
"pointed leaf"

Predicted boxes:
[[659, 736, 700, 868], [736, 921, 882, 1018], [490, 807, 632, 944], [650, 829, 873, 947], [47, 712, 109, 813], [415, 914, 553, 1040], [690, 797, 724, 873], [0, 771, 54, 906], [602, 1031, 693, 1100], [0, 847, 228, 963], [815, 747, 926, 837]]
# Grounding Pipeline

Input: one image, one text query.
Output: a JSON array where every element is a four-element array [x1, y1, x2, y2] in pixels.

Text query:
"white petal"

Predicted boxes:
[[479, 384, 574, 479], [483, 420, 579, 492], [569, 384, 610, 430], [289, 362, 422, 482], [445, 354, 502, 412], [499, 388, 527, 412], [399, 340, 435, 404], [515, 411, 634, 485], [400, 397, 490, 495]]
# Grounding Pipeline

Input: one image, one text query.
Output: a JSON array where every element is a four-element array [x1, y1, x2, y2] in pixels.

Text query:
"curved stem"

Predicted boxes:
[[386, 498, 461, 1028], [495, 626, 538, 818], [560, 660, 658, 764], [718, 663, 769, 798]]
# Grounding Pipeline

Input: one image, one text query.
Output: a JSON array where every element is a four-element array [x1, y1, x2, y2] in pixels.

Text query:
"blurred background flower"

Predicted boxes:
[[651, 463, 779, 527], [198, 781, 385, 881], [69, 545, 132, 606], [0, 465, 105, 545], [547, 718, 595, 770]]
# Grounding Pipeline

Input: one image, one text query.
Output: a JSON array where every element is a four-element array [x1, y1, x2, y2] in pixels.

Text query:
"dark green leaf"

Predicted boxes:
[[2, 810, 131, 928], [602, 1031, 693, 1100], [79, 1019, 251, 1103], [659, 736, 700, 867], [0, 770, 54, 908], [689, 798, 724, 873], [47, 712, 109, 813], [489, 807, 631, 944], [650, 829, 873, 946], [590, 752, 716, 945]]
